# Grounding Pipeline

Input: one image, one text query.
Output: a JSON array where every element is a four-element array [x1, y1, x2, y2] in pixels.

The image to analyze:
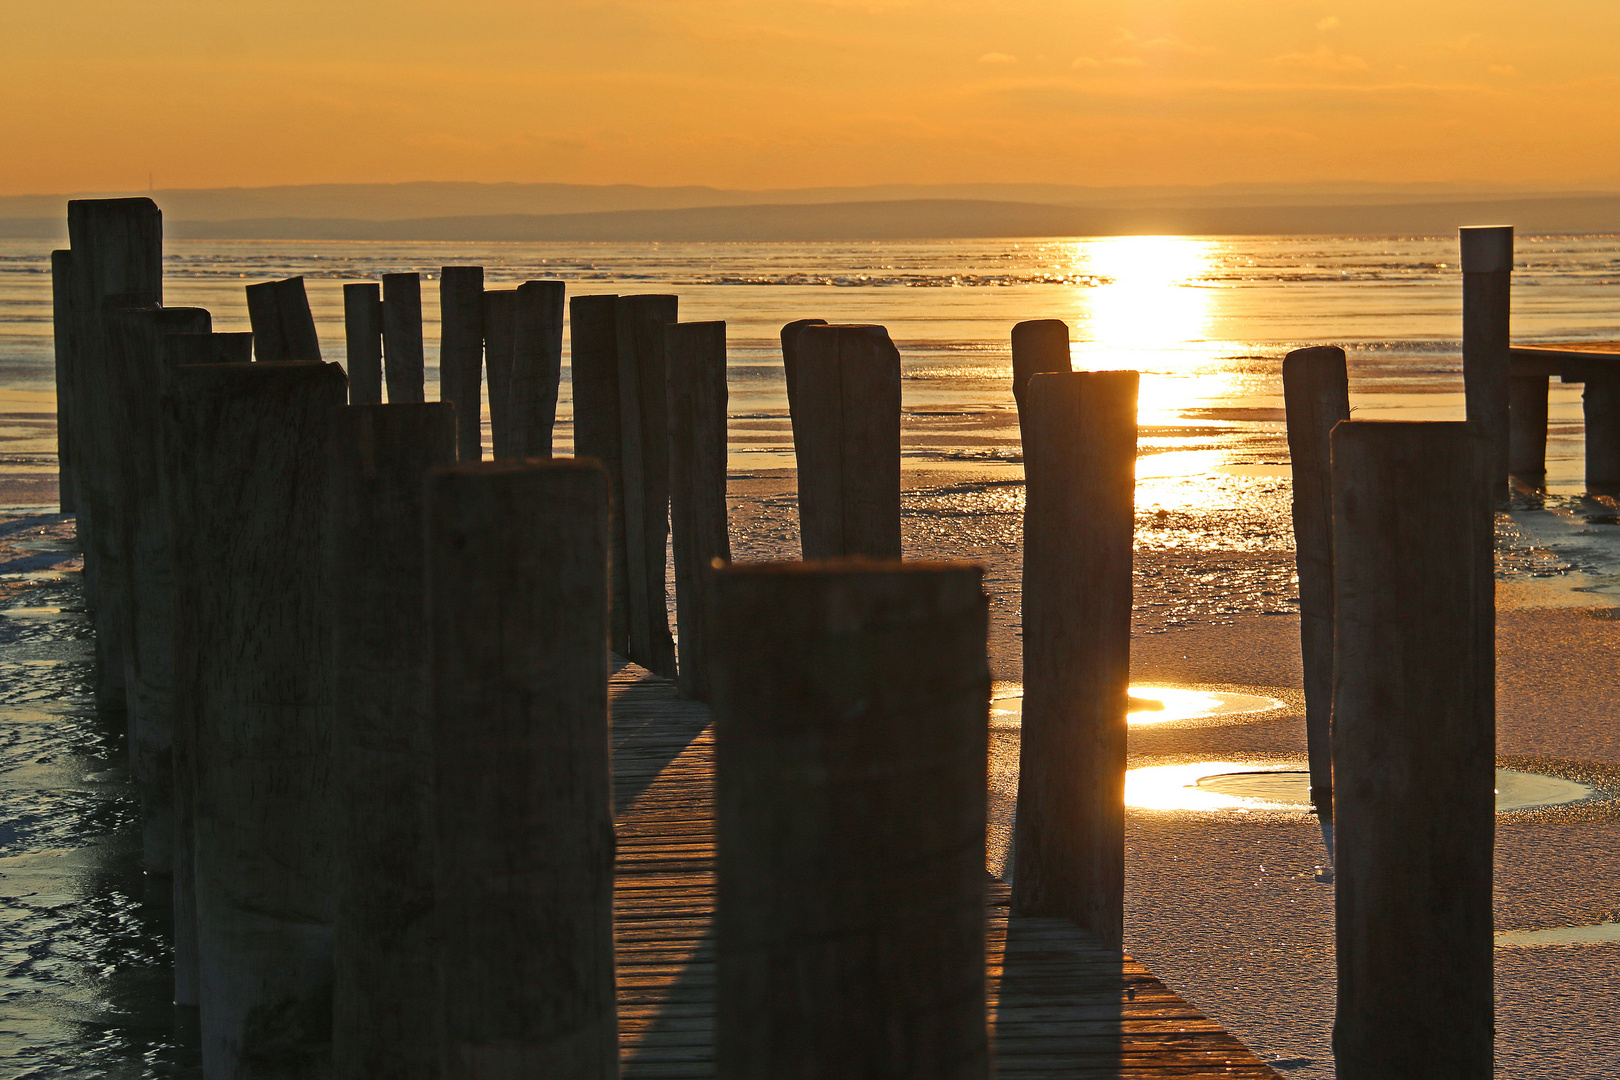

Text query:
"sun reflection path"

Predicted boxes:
[[990, 684, 1282, 729]]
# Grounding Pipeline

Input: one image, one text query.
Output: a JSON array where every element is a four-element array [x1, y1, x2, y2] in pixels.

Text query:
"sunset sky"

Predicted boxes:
[[5, 0, 1619, 195]]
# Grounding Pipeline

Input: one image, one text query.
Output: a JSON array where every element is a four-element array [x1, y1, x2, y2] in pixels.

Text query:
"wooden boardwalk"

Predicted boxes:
[[608, 659, 1284, 1079]]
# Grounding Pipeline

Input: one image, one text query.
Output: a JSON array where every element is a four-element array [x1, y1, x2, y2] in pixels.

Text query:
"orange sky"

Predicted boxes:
[[5, 0, 1619, 195]]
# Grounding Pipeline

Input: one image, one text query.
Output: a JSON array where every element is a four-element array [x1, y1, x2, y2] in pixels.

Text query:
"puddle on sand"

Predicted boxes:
[[990, 685, 1283, 729], [1496, 923, 1620, 947], [1126, 764, 1596, 813]]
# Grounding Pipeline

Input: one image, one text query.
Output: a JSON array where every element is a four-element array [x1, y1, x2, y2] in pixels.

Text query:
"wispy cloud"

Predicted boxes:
[[1316, 16, 1340, 32], [1272, 45, 1368, 72], [1072, 55, 1146, 70], [978, 52, 1017, 65]]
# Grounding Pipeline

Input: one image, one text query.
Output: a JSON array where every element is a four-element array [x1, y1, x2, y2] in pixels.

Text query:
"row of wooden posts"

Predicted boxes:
[[51, 196, 1494, 1080]]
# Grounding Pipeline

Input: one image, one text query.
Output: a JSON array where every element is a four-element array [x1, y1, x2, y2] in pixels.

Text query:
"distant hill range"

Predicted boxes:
[[3, 181, 1618, 241]]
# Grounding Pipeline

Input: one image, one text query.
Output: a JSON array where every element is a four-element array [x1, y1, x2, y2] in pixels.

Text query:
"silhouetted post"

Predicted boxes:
[[1509, 374, 1549, 482], [484, 290, 517, 457], [440, 266, 485, 461], [779, 317, 827, 445], [666, 320, 730, 701], [1331, 420, 1493, 1080], [1283, 345, 1350, 838], [617, 294, 679, 677], [791, 324, 902, 559], [110, 306, 212, 877], [711, 560, 991, 1080], [1584, 377, 1620, 495], [1461, 225, 1512, 501], [51, 250, 77, 516], [510, 280, 566, 458], [246, 276, 323, 362], [168, 361, 348, 1077], [427, 459, 617, 1079], [345, 283, 384, 405], [1013, 370, 1137, 948], [571, 294, 630, 653], [1010, 318, 1070, 417], [67, 196, 163, 710], [383, 272, 426, 402], [330, 403, 457, 1080], [245, 281, 286, 361]]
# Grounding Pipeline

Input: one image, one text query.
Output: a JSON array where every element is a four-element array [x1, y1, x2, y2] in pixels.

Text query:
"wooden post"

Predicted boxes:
[[711, 560, 991, 1080], [245, 280, 287, 361], [383, 272, 426, 403], [66, 197, 163, 711], [329, 403, 457, 1080], [440, 266, 485, 461], [1509, 375, 1549, 482], [344, 283, 384, 405], [1282, 346, 1350, 829], [427, 459, 617, 1079], [1461, 225, 1512, 501], [779, 318, 827, 446], [51, 249, 77, 516], [665, 320, 730, 701], [1331, 420, 1493, 1080], [791, 324, 902, 560], [510, 280, 566, 459], [246, 276, 323, 362], [616, 294, 679, 677], [1584, 377, 1620, 495], [167, 361, 349, 1077], [571, 294, 630, 654], [1010, 319, 1069, 417], [1013, 370, 1137, 948], [484, 290, 516, 458]]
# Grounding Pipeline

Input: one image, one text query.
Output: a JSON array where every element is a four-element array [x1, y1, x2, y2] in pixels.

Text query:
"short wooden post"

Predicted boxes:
[[427, 459, 617, 1079], [665, 320, 731, 701], [1013, 370, 1137, 948], [1331, 420, 1493, 1080], [330, 403, 457, 1080], [383, 271, 426, 403], [616, 294, 679, 677], [1010, 318, 1069, 416], [570, 294, 630, 654], [484, 289, 517, 457], [51, 249, 77, 516], [344, 283, 384, 404], [1583, 377, 1620, 495], [1461, 225, 1512, 501], [246, 276, 323, 362], [245, 280, 286, 361], [779, 318, 827, 444], [440, 266, 485, 461], [167, 361, 349, 1076], [510, 280, 566, 458], [1509, 375, 1549, 481], [791, 324, 902, 559], [711, 560, 991, 1080], [66, 197, 164, 710], [1283, 346, 1350, 826]]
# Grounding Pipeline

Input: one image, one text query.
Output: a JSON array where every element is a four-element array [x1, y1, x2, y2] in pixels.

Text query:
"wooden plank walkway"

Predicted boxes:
[[1512, 340, 1620, 379], [608, 658, 1284, 1079]]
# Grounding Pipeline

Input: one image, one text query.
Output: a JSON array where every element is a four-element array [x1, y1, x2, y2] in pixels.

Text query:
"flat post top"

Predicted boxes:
[[1459, 225, 1514, 273]]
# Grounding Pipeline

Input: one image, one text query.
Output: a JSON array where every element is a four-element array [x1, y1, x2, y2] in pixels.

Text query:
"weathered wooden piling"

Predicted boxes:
[[1010, 318, 1070, 416], [344, 282, 384, 405], [665, 320, 731, 701], [779, 317, 827, 442], [617, 294, 679, 677], [427, 459, 617, 1080], [329, 403, 457, 1080], [1331, 420, 1493, 1080], [382, 272, 426, 403], [484, 290, 517, 457], [711, 560, 991, 1080], [790, 323, 903, 559], [66, 197, 163, 710], [246, 276, 323, 362], [167, 361, 348, 1077], [1013, 370, 1137, 949], [1460, 225, 1512, 498], [51, 250, 77, 516], [509, 280, 566, 458], [1282, 346, 1350, 825], [570, 294, 630, 653], [1584, 377, 1620, 494], [1509, 374, 1549, 481], [440, 266, 485, 460]]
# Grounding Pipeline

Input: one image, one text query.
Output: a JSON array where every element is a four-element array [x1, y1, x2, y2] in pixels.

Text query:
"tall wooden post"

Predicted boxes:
[[383, 272, 426, 403], [440, 266, 485, 461], [616, 294, 679, 677], [1583, 377, 1620, 495], [1283, 346, 1350, 831], [51, 249, 78, 516], [570, 294, 629, 654], [665, 320, 731, 701], [711, 560, 991, 1080], [66, 197, 163, 710], [168, 361, 349, 1078], [1010, 318, 1069, 416], [1013, 370, 1137, 948], [246, 276, 323, 362], [427, 459, 617, 1080], [1331, 420, 1493, 1080], [1509, 375, 1549, 482], [791, 324, 902, 560], [329, 403, 457, 1080], [779, 318, 827, 445], [344, 283, 384, 404], [484, 290, 517, 457], [1461, 225, 1512, 501], [510, 280, 566, 458]]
